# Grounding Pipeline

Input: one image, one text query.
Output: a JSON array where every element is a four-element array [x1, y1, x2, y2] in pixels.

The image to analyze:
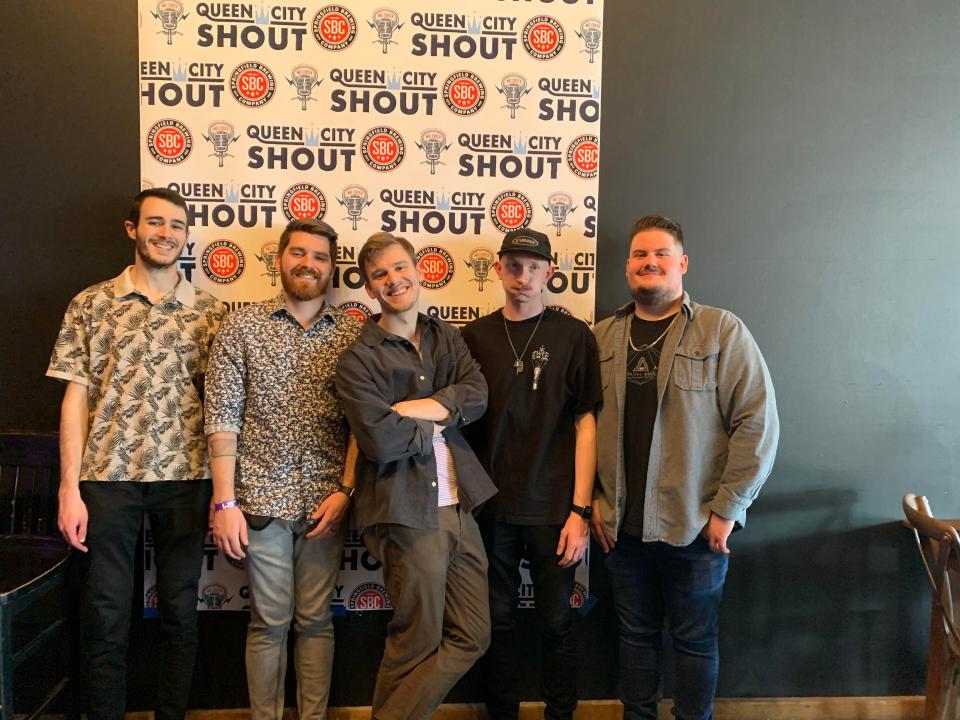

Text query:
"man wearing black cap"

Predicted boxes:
[[462, 228, 601, 720]]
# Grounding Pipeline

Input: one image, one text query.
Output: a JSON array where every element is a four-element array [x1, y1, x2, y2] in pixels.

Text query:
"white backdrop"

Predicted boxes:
[[139, 0, 604, 613]]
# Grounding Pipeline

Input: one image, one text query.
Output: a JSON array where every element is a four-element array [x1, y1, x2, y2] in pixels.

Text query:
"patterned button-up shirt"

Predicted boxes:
[[204, 295, 362, 521], [46, 267, 226, 482]]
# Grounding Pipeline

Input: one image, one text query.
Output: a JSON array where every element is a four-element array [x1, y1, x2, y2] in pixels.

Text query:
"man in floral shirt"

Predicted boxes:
[[47, 187, 226, 720], [205, 218, 361, 720]]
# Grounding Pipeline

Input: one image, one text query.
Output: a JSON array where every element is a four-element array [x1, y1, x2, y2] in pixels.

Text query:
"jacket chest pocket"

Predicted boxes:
[[673, 344, 719, 391], [599, 351, 614, 391]]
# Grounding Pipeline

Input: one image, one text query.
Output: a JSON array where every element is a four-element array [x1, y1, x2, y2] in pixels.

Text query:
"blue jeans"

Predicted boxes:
[[606, 532, 728, 720], [481, 521, 577, 720], [244, 517, 344, 720]]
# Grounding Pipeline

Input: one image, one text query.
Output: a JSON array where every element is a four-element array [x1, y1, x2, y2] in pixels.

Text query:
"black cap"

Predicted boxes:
[[498, 228, 552, 261]]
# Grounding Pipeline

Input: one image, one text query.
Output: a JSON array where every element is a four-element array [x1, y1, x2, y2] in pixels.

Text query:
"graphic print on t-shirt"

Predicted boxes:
[[626, 314, 676, 387]]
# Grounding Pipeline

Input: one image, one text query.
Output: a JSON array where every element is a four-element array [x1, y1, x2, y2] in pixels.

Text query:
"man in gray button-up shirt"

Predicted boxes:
[[336, 232, 496, 720], [591, 214, 779, 720]]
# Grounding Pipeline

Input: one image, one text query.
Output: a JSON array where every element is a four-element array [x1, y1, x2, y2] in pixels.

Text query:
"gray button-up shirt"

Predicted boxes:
[[335, 314, 496, 531], [593, 293, 779, 546], [204, 295, 361, 521]]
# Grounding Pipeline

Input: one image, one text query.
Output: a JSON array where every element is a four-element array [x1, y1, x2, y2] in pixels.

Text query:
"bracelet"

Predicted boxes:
[[214, 499, 238, 511]]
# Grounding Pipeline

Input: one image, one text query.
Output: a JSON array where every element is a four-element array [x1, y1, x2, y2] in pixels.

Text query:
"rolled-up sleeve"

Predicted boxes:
[[203, 314, 246, 436]]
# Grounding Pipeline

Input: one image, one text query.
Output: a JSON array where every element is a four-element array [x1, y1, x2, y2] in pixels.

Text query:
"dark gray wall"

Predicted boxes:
[[3, 0, 958, 705]]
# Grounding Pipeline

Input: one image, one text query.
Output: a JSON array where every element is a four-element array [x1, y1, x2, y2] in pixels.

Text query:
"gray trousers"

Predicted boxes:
[[363, 505, 491, 720], [244, 518, 344, 720]]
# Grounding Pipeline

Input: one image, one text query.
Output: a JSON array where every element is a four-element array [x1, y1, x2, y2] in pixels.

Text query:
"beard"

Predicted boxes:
[[630, 282, 677, 307], [281, 269, 329, 301]]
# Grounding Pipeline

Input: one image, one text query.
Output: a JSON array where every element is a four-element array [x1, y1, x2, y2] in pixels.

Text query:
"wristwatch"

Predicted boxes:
[[570, 503, 593, 520], [336, 484, 356, 499]]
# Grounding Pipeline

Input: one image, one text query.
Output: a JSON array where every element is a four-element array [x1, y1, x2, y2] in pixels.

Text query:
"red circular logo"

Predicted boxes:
[[415, 245, 455, 290], [566, 135, 599, 178], [337, 301, 373, 324], [522, 16, 565, 60], [490, 190, 533, 233], [348, 582, 391, 610], [231, 62, 276, 107], [442, 72, 486, 116], [312, 5, 358, 51], [282, 183, 327, 221], [570, 581, 587, 609], [201, 240, 245, 285], [147, 119, 192, 165], [361, 127, 405, 172]]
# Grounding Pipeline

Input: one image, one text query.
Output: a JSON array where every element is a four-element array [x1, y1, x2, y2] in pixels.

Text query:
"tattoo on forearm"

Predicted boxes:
[[209, 438, 238, 458]]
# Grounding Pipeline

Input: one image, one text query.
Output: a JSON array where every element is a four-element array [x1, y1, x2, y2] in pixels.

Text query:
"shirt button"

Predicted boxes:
[[419, 375, 425, 381], [431, 481, 437, 487]]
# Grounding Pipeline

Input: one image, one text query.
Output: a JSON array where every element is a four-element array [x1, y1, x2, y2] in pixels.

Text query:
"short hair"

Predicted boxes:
[[278, 218, 339, 260], [127, 187, 189, 225], [629, 214, 684, 251], [358, 232, 417, 284]]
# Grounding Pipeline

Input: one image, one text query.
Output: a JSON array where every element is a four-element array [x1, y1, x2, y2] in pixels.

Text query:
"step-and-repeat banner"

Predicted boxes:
[[139, 0, 603, 613]]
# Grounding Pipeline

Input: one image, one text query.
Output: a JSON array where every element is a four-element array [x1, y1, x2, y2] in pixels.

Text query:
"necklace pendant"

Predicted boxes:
[[514, 359, 524, 375]]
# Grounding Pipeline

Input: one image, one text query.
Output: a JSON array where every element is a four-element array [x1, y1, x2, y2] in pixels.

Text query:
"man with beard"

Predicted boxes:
[[335, 232, 496, 720], [48, 187, 226, 720], [205, 218, 361, 720], [591, 214, 779, 720]]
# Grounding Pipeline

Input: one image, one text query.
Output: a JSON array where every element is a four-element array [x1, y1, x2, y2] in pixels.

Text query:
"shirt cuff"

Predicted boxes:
[[204, 421, 242, 436]]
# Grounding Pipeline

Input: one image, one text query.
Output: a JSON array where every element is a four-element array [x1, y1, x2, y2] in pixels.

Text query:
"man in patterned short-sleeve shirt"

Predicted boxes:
[[47, 188, 226, 720], [205, 218, 361, 720]]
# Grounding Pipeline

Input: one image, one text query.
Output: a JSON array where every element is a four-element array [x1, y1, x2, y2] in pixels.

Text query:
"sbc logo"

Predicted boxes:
[[201, 240, 245, 285], [313, 5, 358, 51], [442, 72, 486, 116], [349, 582, 392, 610], [522, 16, 565, 60], [337, 301, 373, 324], [361, 127, 406, 171], [566, 135, 599, 178], [416, 246, 455, 290], [282, 183, 327, 221], [570, 581, 588, 609], [231, 62, 276, 107], [146, 119, 192, 165], [489, 190, 533, 234]]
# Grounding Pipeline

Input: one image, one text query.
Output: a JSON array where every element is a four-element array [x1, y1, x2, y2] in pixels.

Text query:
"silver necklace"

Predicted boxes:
[[503, 307, 546, 374], [628, 314, 678, 352]]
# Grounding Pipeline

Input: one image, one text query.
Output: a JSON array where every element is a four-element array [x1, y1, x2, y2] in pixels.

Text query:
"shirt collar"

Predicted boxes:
[[615, 291, 694, 320], [359, 312, 438, 347], [265, 293, 339, 326], [113, 266, 196, 308]]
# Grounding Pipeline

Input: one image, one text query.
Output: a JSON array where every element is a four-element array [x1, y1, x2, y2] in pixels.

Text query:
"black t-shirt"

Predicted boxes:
[[622, 313, 678, 536], [462, 308, 601, 524]]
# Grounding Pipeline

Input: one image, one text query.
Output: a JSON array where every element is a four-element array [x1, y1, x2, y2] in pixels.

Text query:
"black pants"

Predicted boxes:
[[79, 480, 211, 720], [481, 520, 578, 720]]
